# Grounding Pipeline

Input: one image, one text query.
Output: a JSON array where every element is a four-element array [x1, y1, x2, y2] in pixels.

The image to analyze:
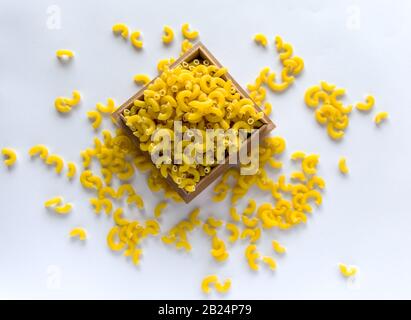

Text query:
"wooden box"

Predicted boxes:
[[112, 42, 275, 203]]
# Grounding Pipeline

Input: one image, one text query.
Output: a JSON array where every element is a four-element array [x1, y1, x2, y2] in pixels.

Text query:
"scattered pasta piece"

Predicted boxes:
[[112, 23, 129, 39], [54, 203, 73, 215], [181, 23, 199, 40], [45, 154, 64, 174], [154, 201, 167, 218], [374, 112, 389, 125], [291, 151, 306, 161], [356, 95, 375, 112], [96, 98, 116, 114], [339, 263, 358, 278], [215, 279, 231, 294], [225, 223, 239, 243], [201, 275, 218, 294], [54, 91, 81, 113], [133, 74, 151, 86], [44, 197, 63, 208], [130, 31, 143, 49], [67, 162, 77, 179], [254, 34, 268, 47], [2, 148, 17, 167], [338, 157, 349, 174], [162, 25, 174, 44], [56, 49, 74, 59], [69, 227, 87, 240], [87, 111, 103, 130], [29, 145, 49, 159], [262, 256, 277, 271], [272, 240, 286, 254]]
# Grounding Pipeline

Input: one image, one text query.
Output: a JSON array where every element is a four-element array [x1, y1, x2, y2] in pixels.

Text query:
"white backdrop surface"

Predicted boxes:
[[0, 0, 411, 300]]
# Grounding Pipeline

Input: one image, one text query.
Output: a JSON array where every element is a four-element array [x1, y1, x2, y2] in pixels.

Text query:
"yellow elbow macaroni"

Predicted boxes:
[[134, 74, 151, 85], [162, 25, 174, 44], [374, 111, 388, 125], [96, 98, 116, 114], [87, 110, 103, 129], [356, 95, 375, 112], [272, 240, 286, 254], [45, 154, 64, 174], [338, 157, 349, 174], [112, 23, 129, 39], [154, 201, 167, 218], [130, 31, 143, 49], [69, 227, 87, 240], [56, 49, 74, 59], [339, 263, 357, 277], [67, 162, 77, 179], [29, 145, 49, 160], [2, 148, 17, 166], [181, 23, 199, 40], [254, 33, 268, 47]]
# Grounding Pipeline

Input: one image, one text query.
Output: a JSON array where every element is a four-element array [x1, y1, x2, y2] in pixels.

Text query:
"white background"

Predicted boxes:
[[1, 0, 411, 300]]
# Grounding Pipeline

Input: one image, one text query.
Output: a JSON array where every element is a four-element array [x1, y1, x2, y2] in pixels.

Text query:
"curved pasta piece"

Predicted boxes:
[[338, 157, 349, 174], [254, 33, 268, 47], [243, 199, 256, 216], [274, 35, 283, 51], [302, 154, 319, 175], [87, 110, 102, 130], [266, 73, 291, 92], [262, 256, 277, 270], [188, 208, 201, 227], [307, 176, 326, 190], [225, 223, 239, 243], [201, 275, 218, 294], [98, 187, 117, 199], [96, 98, 116, 114], [67, 162, 77, 179], [127, 194, 144, 209], [339, 263, 357, 277], [54, 97, 71, 113], [44, 196, 63, 207], [112, 23, 129, 39], [279, 43, 293, 61], [272, 240, 286, 254], [2, 148, 17, 166], [327, 122, 344, 140], [90, 198, 112, 215], [290, 171, 306, 182], [65, 90, 81, 106], [162, 25, 174, 44], [154, 201, 167, 218], [263, 102, 272, 116], [113, 208, 129, 226], [130, 31, 143, 49], [29, 145, 49, 159], [215, 279, 231, 293], [181, 23, 199, 40], [69, 227, 87, 240], [320, 81, 336, 93], [56, 49, 74, 59], [54, 203, 73, 214], [117, 184, 136, 198], [134, 74, 151, 85], [46, 154, 64, 174], [107, 226, 126, 251], [304, 85, 321, 108], [291, 151, 306, 161], [356, 95, 375, 112], [207, 217, 223, 228], [374, 111, 388, 125], [242, 216, 259, 228]]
